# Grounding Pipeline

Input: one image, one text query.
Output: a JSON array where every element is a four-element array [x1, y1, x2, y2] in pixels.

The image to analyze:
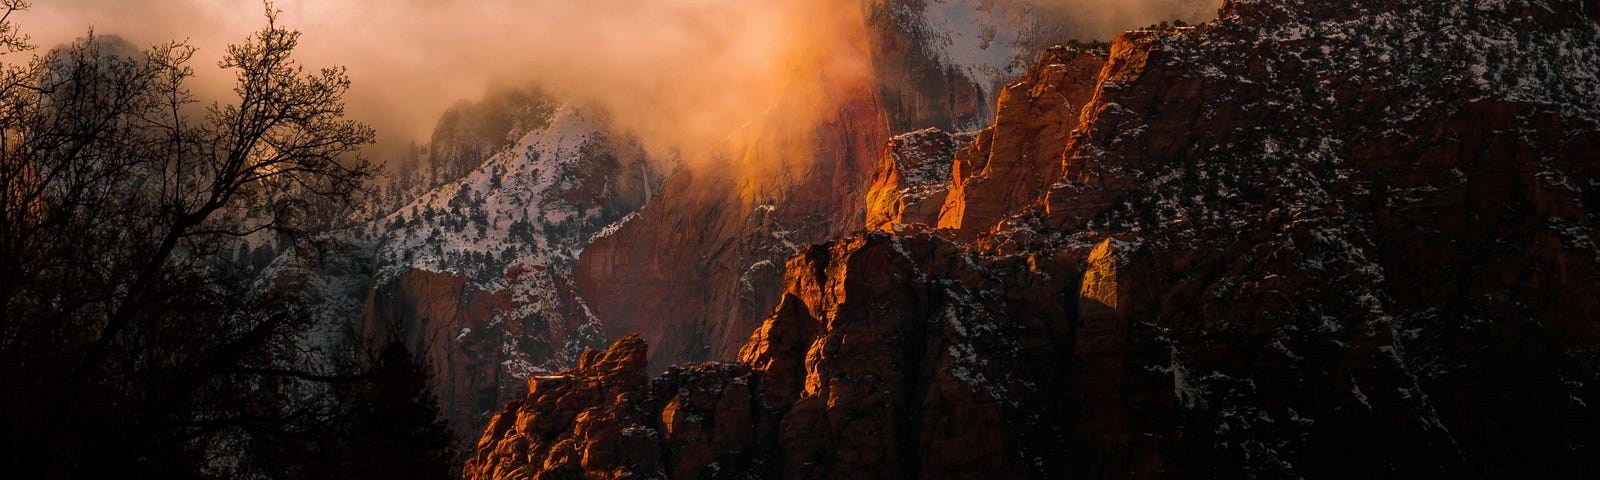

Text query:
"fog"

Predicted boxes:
[[16, 0, 1218, 164]]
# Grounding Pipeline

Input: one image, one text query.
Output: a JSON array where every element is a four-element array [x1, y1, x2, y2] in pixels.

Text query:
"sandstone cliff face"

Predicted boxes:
[[573, 1, 896, 372], [863, 128, 975, 231], [358, 267, 597, 447], [574, 84, 890, 372], [861, 0, 1052, 132], [937, 46, 1106, 239], [473, 0, 1600, 477], [736, 232, 1082, 479]]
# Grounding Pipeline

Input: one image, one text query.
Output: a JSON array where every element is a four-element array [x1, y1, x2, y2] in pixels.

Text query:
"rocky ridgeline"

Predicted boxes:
[[468, 0, 1600, 477]]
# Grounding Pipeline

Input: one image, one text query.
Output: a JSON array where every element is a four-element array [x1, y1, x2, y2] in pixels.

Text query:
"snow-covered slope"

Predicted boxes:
[[371, 105, 651, 288], [355, 102, 669, 439], [249, 94, 669, 442]]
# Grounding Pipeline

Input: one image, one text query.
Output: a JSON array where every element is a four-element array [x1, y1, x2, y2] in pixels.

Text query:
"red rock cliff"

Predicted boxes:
[[863, 127, 976, 231], [937, 46, 1107, 239], [574, 2, 892, 371]]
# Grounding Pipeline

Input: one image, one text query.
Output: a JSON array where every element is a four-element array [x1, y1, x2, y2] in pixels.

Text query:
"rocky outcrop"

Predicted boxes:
[[464, 333, 660, 480], [469, 232, 1082, 479], [864, 128, 975, 231], [937, 46, 1106, 239], [474, 0, 1600, 477], [737, 232, 1084, 479]]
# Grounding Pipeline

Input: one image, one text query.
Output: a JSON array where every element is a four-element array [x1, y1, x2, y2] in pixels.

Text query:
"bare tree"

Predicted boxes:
[[0, 1, 29, 53], [0, 3, 409, 477]]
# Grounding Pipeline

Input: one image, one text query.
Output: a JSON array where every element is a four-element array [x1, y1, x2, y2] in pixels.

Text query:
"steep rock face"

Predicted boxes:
[[736, 232, 1081, 479], [576, 88, 889, 371], [574, 1, 893, 371], [1008, 0, 1598, 474], [937, 46, 1106, 239], [864, 127, 975, 231], [475, 0, 1600, 477]]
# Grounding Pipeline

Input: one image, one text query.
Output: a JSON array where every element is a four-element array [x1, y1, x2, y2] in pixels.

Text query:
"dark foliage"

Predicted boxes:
[[245, 341, 460, 479], [337, 342, 460, 479], [0, 3, 457, 477]]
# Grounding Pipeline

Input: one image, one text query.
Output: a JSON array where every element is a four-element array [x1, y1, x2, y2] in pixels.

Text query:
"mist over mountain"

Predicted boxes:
[[22, 0, 1218, 162]]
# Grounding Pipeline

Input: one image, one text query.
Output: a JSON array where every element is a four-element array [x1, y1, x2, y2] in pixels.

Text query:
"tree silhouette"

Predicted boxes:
[[0, 3, 461, 477], [338, 341, 460, 479], [236, 340, 460, 480]]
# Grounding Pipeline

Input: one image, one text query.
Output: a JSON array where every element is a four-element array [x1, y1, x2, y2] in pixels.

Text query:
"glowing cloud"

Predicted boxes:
[[17, 0, 865, 161], [16, 0, 1216, 163]]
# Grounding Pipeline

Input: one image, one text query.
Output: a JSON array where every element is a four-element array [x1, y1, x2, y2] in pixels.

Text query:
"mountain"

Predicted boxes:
[[259, 90, 671, 444], [465, 0, 1600, 477], [356, 102, 669, 441], [576, 0, 1075, 372], [297, 0, 1087, 444]]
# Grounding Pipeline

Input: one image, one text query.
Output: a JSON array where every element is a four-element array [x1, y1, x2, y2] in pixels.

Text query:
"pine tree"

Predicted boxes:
[[331, 341, 459, 479]]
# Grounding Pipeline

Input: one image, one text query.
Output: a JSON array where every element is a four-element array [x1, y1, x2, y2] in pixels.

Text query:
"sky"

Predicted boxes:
[[13, 0, 1218, 163]]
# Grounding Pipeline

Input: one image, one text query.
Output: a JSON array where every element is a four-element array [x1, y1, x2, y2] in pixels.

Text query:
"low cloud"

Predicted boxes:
[[16, 0, 1215, 164], [18, 0, 867, 164]]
